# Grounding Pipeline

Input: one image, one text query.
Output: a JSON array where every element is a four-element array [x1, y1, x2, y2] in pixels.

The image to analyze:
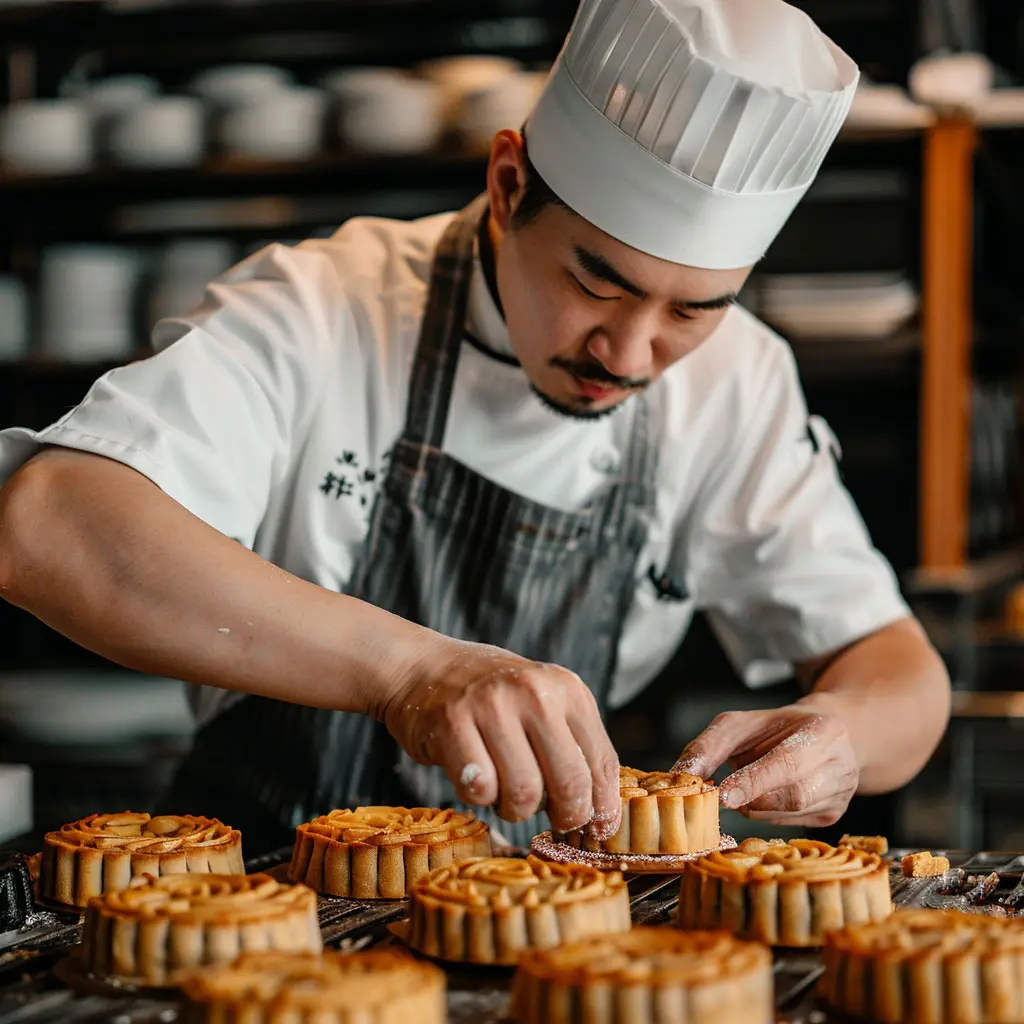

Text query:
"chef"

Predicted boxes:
[[0, 0, 950, 854]]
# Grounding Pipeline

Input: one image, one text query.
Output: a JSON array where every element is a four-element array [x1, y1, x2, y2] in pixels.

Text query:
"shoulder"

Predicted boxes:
[[299, 212, 454, 311], [154, 212, 456, 377]]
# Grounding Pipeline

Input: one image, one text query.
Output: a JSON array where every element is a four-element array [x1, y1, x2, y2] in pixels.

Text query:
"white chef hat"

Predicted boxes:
[[525, 0, 859, 270]]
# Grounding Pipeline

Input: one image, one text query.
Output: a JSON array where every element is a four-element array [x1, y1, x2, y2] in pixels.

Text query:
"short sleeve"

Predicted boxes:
[[684, 339, 910, 687], [0, 243, 342, 548]]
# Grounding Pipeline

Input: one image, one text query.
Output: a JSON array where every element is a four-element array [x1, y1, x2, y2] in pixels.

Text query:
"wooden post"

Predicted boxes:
[[920, 118, 977, 570]]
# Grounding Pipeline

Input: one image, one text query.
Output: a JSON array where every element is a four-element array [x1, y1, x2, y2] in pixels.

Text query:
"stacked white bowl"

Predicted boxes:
[[0, 99, 93, 174], [0, 276, 30, 360], [420, 55, 549, 151], [88, 73, 205, 169], [191, 64, 327, 160], [146, 237, 238, 331], [755, 273, 919, 340], [40, 245, 144, 361], [323, 67, 444, 156]]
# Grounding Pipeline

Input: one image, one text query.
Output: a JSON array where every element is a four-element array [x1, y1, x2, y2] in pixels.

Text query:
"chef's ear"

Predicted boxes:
[[486, 129, 528, 236]]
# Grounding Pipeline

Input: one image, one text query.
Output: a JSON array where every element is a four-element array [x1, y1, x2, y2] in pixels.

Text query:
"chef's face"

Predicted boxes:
[[486, 131, 753, 420]]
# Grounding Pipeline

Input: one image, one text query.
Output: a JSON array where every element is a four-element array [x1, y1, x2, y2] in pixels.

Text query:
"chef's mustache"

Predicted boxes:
[[549, 356, 651, 391]]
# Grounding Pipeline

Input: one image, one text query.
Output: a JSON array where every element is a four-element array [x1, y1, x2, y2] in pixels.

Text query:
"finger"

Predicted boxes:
[[742, 767, 858, 814], [525, 718, 596, 833], [567, 707, 621, 840], [478, 717, 546, 823], [431, 718, 499, 808], [672, 711, 776, 779], [740, 799, 851, 828], [718, 721, 832, 810]]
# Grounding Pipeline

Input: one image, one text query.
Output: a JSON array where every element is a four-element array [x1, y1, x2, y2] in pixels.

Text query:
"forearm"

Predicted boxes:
[[796, 617, 951, 794], [0, 448, 427, 716]]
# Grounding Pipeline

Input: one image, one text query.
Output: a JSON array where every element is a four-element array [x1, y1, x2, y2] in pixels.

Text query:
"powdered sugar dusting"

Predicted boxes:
[[460, 762, 483, 788], [776, 726, 817, 753], [530, 831, 737, 873], [586, 810, 620, 843]]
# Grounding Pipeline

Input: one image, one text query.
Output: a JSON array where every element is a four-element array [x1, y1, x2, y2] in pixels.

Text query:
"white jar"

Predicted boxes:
[[218, 87, 327, 160], [189, 64, 293, 108], [0, 276, 29, 361], [338, 78, 444, 155], [40, 246, 143, 362], [108, 96, 205, 168], [419, 54, 523, 124], [146, 238, 237, 329], [1, 100, 92, 174]]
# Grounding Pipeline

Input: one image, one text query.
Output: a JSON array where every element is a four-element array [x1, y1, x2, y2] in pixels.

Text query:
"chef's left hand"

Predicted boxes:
[[672, 698, 859, 827]]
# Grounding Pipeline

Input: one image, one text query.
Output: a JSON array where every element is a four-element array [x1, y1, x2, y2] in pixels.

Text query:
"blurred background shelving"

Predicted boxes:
[[2, 0, 1024, 852]]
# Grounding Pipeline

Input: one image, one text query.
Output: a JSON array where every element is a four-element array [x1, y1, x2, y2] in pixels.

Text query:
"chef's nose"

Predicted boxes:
[[586, 312, 655, 381]]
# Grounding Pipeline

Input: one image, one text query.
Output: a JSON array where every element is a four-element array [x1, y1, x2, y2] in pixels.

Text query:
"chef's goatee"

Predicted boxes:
[[525, 0, 860, 270]]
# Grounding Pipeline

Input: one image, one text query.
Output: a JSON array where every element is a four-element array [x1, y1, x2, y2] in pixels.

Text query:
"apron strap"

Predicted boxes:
[[402, 193, 490, 453]]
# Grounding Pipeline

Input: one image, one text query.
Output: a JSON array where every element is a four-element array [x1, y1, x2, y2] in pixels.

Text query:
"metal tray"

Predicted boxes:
[[1, 847, 1021, 1024]]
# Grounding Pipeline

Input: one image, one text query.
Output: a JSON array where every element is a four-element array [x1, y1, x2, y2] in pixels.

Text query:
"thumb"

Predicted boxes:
[[671, 711, 771, 781]]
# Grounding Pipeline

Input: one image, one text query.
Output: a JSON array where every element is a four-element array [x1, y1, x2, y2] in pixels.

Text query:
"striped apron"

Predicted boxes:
[[160, 195, 659, 854]]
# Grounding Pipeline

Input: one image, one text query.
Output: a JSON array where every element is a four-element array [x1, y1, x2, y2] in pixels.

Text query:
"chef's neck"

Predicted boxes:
[[479, 208, 505, 322]]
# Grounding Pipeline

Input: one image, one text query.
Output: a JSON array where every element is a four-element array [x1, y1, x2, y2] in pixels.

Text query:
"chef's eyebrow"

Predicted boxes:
[[572, 245, 737, 311]]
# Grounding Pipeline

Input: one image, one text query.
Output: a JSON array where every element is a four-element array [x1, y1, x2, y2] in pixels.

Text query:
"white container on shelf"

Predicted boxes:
[[0, 765, 32, 845], [0, 672, 193, 746], [218, 86, 327, 160], [108, 96, 205, 168], [456, 70, 547, 150], [757, 272, 919, 340], [420, 54, 523, 124], [0, 100, 92, 174], [0, 276, 29, 361], [188, 63, 293, 108], [40, 245, 144, 361], [320, 66, 412, 101], [337, 77, 443, 155], [147, 237, 237, 329], [909, 52, 994, 109], [846, 81, 935, 131], [84, 74, 161, 117], [972, 89, 1024, 127]]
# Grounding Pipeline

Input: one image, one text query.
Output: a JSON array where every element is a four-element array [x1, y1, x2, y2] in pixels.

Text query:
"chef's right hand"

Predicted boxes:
[[378, 637, 621, 839]]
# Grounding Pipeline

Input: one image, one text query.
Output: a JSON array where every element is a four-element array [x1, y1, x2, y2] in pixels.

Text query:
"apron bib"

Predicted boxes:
[[161, 196, 659, 853]]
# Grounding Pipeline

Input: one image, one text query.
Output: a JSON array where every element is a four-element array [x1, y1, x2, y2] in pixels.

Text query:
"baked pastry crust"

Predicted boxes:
[[678, 837, 892, 947], [407, 855, 630, 965], [179, 950, 445, 1024], [288, 806, 491, 899], [512, 926, 773, 1024], [902, 851, 950, 877], [40, 812, 243, 908], [553, 767, 720, 856], [82, 873, 321, 985], [840, 834, 889, 856], [822, 908, 1024, 1024]]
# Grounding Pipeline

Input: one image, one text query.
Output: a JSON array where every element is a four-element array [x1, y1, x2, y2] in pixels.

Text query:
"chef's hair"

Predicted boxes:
[[511, 131, 569, 229]]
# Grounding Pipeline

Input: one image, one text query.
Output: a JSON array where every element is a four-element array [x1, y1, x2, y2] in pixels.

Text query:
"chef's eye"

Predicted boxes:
[[571, 274, 616, 301], [671, 307, 696, 322]]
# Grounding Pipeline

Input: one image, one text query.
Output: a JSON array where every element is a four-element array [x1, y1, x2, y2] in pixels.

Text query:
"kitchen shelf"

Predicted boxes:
[[907, 543, 1024, 596], [788, 328, 921, 383], [0, 126, 921, 202], [0, 152, 489, 199], [0, 354, 143, 376], [0, 131, 924, 245]]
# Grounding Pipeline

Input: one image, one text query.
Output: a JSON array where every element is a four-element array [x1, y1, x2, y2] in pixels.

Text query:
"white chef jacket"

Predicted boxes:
[[0, 211, 909, 717]]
